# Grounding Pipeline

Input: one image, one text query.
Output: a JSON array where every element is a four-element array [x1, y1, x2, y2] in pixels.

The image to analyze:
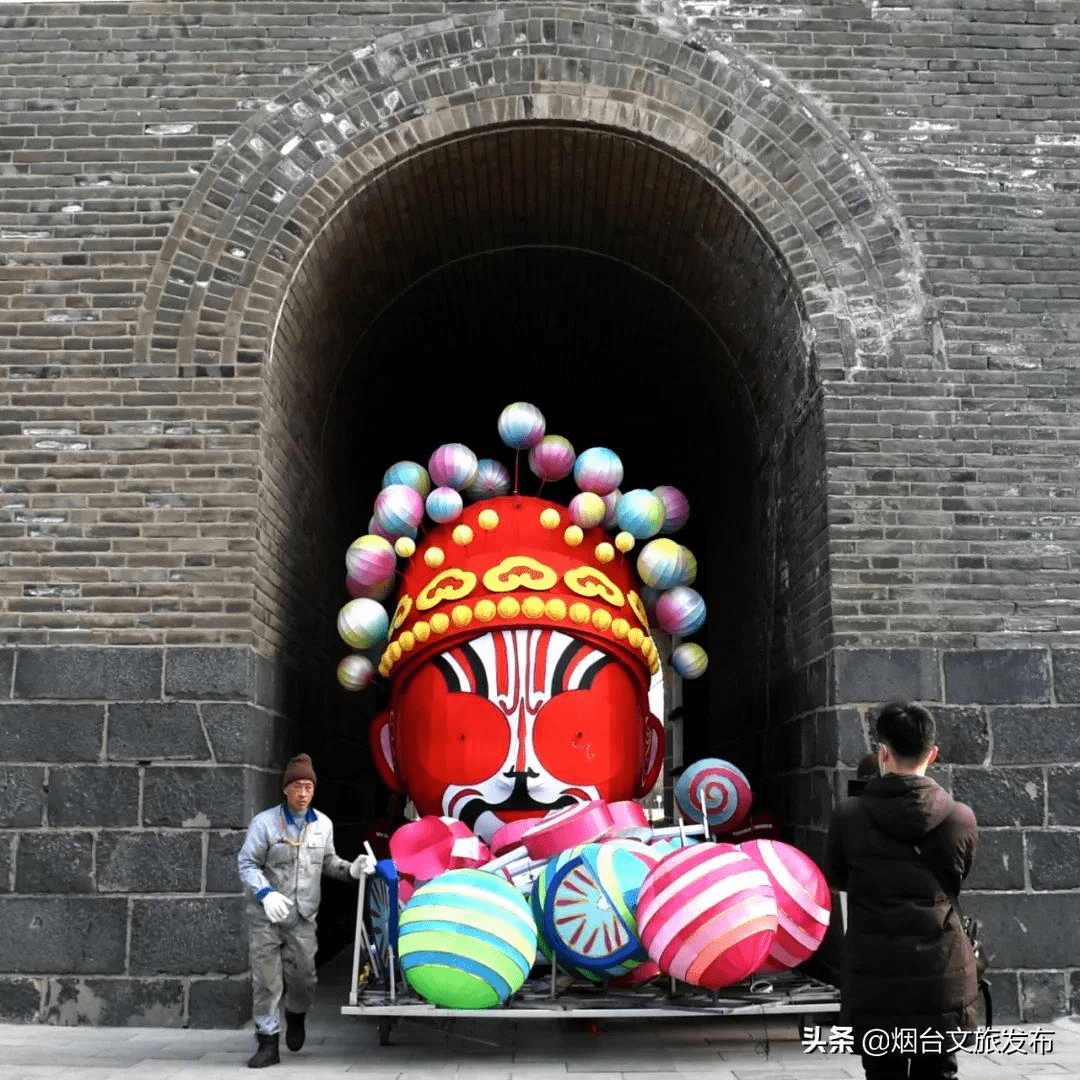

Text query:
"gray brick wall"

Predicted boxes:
[[1, 0, 1077, 1024]]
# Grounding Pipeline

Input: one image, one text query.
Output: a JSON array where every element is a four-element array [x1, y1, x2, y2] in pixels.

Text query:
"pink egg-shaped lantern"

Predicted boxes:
[[374, 484, 425, 537], [345, 534, 397, 585], [740, 839, 831, 973], [573, 447, 624, 496], [655, 585, 706, 636], [636, 843, 778, 989], [653, 485, 690, 534], [528, 434, 576, 483], [428, 443, 478, 491]]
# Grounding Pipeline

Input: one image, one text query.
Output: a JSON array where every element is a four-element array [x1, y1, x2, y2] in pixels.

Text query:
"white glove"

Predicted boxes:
[[350, 854, 376, 879], [261, 891, 293, 923]]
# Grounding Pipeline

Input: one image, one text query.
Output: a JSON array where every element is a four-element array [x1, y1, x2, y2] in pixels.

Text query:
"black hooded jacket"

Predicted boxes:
[[825, 773, 979, 1035]]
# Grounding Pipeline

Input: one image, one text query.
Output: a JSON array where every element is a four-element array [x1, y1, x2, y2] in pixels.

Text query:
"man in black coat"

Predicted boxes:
[[825, 702, 979, 1080]]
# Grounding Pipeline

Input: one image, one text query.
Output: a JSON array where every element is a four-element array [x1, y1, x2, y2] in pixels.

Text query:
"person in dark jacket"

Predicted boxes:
[[825, 702, 979, 1080]]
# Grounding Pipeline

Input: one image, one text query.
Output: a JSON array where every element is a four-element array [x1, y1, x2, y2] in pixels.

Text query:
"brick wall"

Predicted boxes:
[[1, 0, 1077, 1024]]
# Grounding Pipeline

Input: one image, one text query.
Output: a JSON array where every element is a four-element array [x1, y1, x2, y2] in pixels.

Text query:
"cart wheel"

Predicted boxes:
[[365, 860, 401, 981]]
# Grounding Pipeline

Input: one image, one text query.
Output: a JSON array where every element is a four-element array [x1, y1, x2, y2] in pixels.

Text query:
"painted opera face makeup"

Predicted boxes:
[[374, 628, 662, 842]]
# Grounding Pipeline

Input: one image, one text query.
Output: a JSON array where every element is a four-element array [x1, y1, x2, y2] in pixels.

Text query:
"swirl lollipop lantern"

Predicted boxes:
[[528, 434, 576, 482], [615, 489, 665, 540], [345, 534, 397, 585], [574, 446, 624, 495], [675, 758, 752, 834], [374, 484, 425, 537], [468, 458, 510, 500], [337, 597, 390, 650], [655, 585, 706, 636], [429, 443, 478, 491], [740, 839, 831, 974], [636, 843, 778, 989], [383, 460, 431, 497]]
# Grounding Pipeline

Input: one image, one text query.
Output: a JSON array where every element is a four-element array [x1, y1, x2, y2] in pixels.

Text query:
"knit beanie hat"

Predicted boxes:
[[282, 753, 316, 788]]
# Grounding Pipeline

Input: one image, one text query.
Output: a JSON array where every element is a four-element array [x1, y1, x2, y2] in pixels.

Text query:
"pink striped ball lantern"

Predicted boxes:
[[739, 839, 831, 974], [636, 843, 778, 990]]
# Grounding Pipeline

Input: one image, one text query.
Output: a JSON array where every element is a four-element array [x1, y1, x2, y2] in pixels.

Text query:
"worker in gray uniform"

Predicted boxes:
[[238, 753, 375, 1068]]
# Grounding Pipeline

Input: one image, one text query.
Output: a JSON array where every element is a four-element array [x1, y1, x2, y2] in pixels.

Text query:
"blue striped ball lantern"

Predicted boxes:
[[397, 869, 538, 1009], [498, 401, 546, 450], [382, 460, 431, 498], [614, 489, 665, 540]]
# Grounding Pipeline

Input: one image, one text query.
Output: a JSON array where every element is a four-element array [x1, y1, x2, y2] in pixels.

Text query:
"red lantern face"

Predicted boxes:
[[372, 628, 663, 841]]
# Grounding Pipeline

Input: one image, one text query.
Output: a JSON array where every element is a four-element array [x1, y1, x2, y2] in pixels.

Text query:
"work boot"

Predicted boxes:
[[247, 1032, 280, 1068], [285, 1010, 306, 1051]]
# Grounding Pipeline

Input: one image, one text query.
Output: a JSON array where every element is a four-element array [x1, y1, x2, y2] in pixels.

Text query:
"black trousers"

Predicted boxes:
[[861, 1051, 959, 1080]]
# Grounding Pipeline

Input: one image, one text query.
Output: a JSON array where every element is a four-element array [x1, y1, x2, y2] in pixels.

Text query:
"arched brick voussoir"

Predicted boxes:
[[135, 9, 937, 377]]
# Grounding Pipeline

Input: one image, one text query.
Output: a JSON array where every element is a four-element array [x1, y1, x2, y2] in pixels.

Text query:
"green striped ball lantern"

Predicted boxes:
[[397, 868, 538, 1008]]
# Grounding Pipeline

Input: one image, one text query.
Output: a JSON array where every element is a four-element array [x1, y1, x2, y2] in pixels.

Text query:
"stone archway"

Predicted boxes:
[[135, 6, 940, 852]]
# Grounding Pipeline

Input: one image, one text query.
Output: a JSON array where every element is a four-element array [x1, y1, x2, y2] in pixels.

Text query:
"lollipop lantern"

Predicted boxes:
[[675, 758, 752, 834]]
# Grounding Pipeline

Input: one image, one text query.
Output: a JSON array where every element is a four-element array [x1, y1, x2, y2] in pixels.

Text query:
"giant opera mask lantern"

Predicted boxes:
[[335, 404, 708, 844]]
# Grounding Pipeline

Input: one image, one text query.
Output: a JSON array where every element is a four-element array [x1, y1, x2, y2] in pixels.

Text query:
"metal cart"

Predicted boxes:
[[341, 857, 841, 1044]]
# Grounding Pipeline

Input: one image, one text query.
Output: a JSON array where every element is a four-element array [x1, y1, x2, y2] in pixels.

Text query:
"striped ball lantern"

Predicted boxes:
[[573, 446, 624, 496], [528, 434, 576, 482], [615, 489, 665, 540], [429, 443, 479, 491], [636, 538, 686, 590], [382, 460, 431, 498], [345, 571, 395, 601], [739, 840, 831, 974], [655, 585, 706, 636], [345, 534, 397, 585], [336, 597, 389, 650], [398, 869, 538, 1009], [468, 459, 510, 499], [675, 758, 753, 834], [374, 484, 425, 537], [336, 654, 375, 691], [636, 843, 778, 989], [600, 489, 622, 530], [653, 485, 690, 533], [498, 401, 546, 450], [425, 485, 464, 524], [568, 491, 606, 529], [671, 642, 709, 680]]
